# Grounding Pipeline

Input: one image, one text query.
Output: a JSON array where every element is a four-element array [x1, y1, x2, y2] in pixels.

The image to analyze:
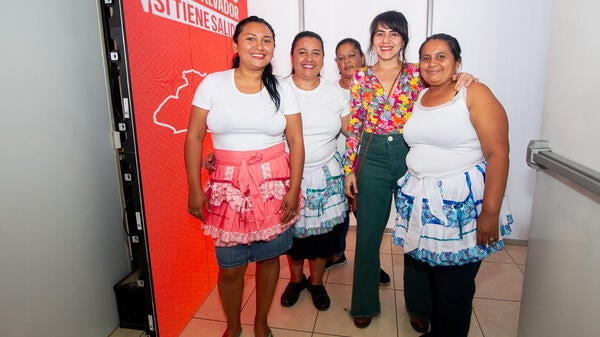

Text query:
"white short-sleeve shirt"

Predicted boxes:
[[284, 77, 350, 169], [192, 69, 300, 151]]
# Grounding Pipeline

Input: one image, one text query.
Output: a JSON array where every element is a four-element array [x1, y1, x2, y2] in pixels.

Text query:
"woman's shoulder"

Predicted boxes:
[[277, 75, 294, 90], [465, 81, 494, 101], [204, 69, 234, 84], [321, 78, 351, 102], [320, 78, 343, 91]]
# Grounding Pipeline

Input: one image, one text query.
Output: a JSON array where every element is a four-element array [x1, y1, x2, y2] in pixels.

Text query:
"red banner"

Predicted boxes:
[[121, 1, 247, 335]]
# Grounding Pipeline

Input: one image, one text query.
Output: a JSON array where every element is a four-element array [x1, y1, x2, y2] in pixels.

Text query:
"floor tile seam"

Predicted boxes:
[[187, 316, 229, 323], [273, 326, 323, 335], [471, 308, 485, 336], [503, 247, 526, 265], [185, 320, 315, 333], [312, 309, 322, 335], [506, 252, 520, 265], [323, 279, 353, 286], [473, 296, 522, 303], [482, 260, 521, 266], [311, 330, 354, 337], [392, 266, 400, 337]]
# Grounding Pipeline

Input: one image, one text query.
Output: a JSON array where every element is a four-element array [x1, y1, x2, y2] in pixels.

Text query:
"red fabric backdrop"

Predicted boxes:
[[121, 1, 247, 336]]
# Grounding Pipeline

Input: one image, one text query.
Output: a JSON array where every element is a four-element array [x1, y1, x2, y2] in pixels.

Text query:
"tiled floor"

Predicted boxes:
[[110, 230, 526, 337]]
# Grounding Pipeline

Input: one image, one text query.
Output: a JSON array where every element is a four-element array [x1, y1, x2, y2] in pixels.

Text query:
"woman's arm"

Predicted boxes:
[[343, 72, 365, 176], [281, 112, 304, 224], [184, 106, 210, 221], [343, 72, 365, 199], [468, 82, 510, 246], [340, 113, 351, 137]]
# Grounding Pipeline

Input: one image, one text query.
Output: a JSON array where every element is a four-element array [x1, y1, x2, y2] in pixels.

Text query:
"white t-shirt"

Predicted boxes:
[[335, 80, 352, 156], [192, 69, 300, 151], [284, 77, 350, 169]]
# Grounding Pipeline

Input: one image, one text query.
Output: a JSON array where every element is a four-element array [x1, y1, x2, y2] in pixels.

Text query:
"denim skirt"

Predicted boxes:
[[214, 229, 292, 269]]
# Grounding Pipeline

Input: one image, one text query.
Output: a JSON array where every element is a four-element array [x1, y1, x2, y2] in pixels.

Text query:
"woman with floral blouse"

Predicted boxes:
[[343, 11, 474, 330]]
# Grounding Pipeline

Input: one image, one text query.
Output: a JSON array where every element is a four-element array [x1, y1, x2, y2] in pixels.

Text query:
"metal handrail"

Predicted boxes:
[[527, 140, 600, 196]]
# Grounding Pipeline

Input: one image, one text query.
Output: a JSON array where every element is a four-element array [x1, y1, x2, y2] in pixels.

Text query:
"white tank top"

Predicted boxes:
[[403, 87, 484, 177]]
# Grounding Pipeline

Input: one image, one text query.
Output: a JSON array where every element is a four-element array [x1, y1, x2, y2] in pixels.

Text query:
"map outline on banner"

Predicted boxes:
[[153, 69, 207, 134]]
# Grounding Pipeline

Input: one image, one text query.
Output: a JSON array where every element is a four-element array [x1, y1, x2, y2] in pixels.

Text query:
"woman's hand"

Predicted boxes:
[[453, 72, 478, 90], [279, 190, 299, 224], [344, 174, 358, 199], [476, 210, 500, 246], [202, 152, 215, 172], [344, 174, 359, 213], [187, 189, 209, 221]]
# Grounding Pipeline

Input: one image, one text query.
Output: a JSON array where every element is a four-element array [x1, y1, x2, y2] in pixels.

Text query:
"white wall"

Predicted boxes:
[[249, 0, 427, 78], [518, 0, 600, 335], [0, 2, 129, 337], [248, 0, 300, 76], [304, 0, 427, 80], [431, 0, 553, 239]]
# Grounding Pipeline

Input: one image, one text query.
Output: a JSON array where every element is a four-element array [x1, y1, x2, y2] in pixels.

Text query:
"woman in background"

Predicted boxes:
[[279, 31, 349, 312], [393, 33, 512, 337], [185, 16, 304, 337]]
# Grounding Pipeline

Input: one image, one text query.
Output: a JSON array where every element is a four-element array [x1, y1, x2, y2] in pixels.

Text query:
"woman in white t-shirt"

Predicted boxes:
[[185, 16, 304, 337], [278, 31, 349, 312]]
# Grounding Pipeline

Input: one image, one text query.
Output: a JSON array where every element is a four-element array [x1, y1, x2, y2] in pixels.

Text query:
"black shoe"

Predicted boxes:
[[280, 275, 307, 307], [353, 316, 372, 328], [307, 283, 330, 310], [410, 315, 430, 333], [324, 254, 347, 271], [379, 268, 391, 286]]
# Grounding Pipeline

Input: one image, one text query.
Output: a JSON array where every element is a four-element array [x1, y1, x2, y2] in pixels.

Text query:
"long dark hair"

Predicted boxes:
[[368, 11, 409, 64], [232, 16, 281, 110]]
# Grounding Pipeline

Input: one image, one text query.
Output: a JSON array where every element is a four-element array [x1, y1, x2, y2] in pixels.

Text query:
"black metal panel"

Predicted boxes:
[[98, 0, 157, 334]]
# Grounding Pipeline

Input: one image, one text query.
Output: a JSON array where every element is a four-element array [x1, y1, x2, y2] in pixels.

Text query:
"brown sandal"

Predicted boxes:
[[410, 315, 430, 333], [353, 316, 372, 328]]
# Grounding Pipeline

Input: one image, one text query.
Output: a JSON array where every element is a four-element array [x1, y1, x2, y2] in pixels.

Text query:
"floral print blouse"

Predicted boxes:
[[343, 64, 424, 175]]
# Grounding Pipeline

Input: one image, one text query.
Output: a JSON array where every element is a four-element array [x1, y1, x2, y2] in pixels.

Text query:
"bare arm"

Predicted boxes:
[[468, 82, 510, 245], [280, 112, 304, 224], [184, 106, 210, 221], [340, 113, 351, 137]]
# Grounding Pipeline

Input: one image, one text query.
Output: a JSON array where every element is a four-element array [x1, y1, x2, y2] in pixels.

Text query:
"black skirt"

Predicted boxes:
[[286, 222, 344, 260]]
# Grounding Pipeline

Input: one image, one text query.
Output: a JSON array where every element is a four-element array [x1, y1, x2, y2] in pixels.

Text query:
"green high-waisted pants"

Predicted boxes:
[[350, 133, 408, 317]]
